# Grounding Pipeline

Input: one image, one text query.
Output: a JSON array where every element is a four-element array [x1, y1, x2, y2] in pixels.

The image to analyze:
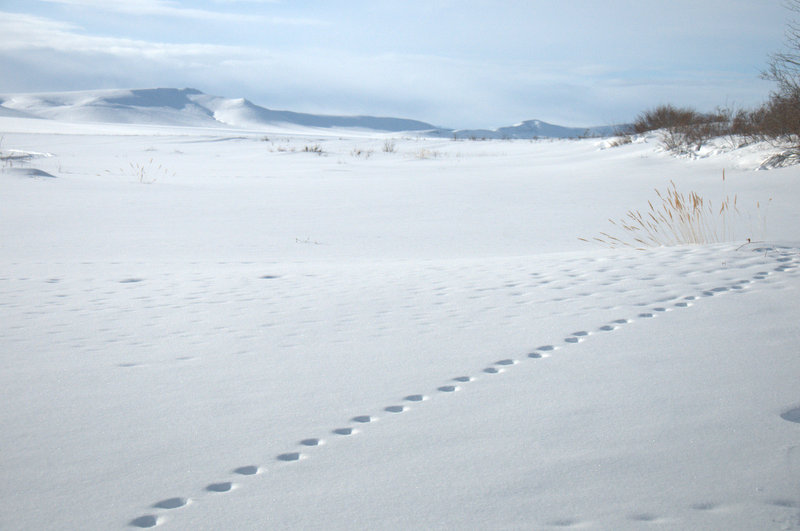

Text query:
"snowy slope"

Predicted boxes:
[[0, 88, 625, 137], [0, 88, 437, 132], [1, 116, 799, 530]]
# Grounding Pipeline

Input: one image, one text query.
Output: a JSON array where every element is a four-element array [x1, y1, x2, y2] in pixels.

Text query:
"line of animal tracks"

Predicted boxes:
[[130, 246, 799, 528]]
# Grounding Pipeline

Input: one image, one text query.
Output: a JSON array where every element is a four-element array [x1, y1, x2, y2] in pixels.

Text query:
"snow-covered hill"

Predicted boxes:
[[0, 88, 623, 137], [0, 88, 437, 132], [431, 119, 622, 139]]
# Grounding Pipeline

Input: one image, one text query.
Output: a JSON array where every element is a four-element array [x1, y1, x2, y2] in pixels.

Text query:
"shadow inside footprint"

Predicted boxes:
[[385, 405, 405, 413], [153, 497, 187, 509], [453, 376, 471, 382], [352, 415, 373, 423], [404, 394, 425, 402], [206, 482, 233, 493], [234, 465, 259, 475], [691, 502, 717, 511], [130, 515, 159, 528], [277, 452, 301, 462], [333, 427, 354, 435], [768, 499, 799, 508], [438, 385, 458, 392], [528, 352, 542, 358], [780, 407, 800, 423], [300, 438, 321, 446]]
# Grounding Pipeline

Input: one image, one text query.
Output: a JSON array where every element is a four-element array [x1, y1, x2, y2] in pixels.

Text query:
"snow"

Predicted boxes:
[[1, 107, 799, 530], [0, 88, 437, 132]]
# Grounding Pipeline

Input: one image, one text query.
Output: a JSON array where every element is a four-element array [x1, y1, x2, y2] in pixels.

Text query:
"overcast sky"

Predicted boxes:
[[0, 0, 791, 128]]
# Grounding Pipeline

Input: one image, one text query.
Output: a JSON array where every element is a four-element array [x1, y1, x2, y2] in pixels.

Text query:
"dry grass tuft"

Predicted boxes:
[[581, 179, 742, 249]]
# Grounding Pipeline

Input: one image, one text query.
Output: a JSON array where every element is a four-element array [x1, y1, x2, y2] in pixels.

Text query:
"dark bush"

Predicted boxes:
[[633, 105, 731, 152]]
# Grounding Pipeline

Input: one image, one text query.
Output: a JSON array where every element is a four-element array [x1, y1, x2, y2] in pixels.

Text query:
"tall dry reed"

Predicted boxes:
[[581, 178, 740, 249]]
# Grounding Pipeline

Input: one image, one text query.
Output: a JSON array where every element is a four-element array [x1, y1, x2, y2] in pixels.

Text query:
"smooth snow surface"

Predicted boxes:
[[1, 115, 799, 530]]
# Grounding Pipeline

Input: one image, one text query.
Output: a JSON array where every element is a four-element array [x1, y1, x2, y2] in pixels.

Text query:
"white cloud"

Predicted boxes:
[[35, 0, 321, 24], [0, 12, 253, 59], [0, 5, 781, 128]]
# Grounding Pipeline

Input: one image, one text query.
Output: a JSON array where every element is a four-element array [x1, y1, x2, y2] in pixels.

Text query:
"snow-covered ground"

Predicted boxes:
[[1, 115, 799, 530]]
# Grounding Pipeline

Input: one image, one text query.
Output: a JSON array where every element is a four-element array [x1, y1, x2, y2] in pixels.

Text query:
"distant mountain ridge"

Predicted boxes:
[[0, 87, 622, 137], [425, 119, 621, 140]]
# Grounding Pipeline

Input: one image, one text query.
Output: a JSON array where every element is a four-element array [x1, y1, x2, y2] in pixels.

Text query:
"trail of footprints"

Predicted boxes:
[[129, 249, 799, 528]]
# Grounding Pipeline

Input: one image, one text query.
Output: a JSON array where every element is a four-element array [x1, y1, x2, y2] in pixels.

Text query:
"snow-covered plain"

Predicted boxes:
[[1, 113, 800, 530]]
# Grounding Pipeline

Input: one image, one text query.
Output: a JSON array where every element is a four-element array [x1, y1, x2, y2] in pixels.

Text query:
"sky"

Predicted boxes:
[[0, 0, 792, 129]]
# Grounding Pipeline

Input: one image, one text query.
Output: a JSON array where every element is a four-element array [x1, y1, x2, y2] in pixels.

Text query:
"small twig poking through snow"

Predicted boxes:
[[125, 158, 175, 184], [295, 237, 323, 245]]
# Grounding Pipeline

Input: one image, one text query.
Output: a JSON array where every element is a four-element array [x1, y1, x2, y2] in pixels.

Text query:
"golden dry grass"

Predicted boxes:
[[581, 180, 740, 249]]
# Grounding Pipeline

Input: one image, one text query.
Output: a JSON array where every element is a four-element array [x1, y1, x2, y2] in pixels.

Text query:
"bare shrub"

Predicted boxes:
[[605, 135, 632, 148], [633, 105, 735, 152], [302, 144, 324, 155], [351, 147, 373, 158], [633, 105, 697, 134]]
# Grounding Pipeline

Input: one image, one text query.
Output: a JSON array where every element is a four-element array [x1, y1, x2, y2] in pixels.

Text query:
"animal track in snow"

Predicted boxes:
[[691, 502, 719, 511], [780, 407, 800, 423], [628, 513, 659, 522], [234, 465, 259, 475], [153, 497, 188, 509], [130, 515, 159, 528], [767, 498, 800, 508], [206, 482, 233, 493], [123, 246, 798, 528]]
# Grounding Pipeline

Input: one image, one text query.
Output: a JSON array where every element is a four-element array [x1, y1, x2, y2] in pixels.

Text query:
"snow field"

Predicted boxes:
[[1, 117, 800, 529]]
